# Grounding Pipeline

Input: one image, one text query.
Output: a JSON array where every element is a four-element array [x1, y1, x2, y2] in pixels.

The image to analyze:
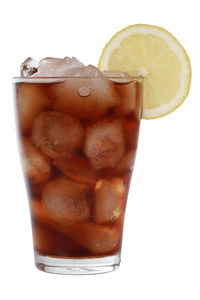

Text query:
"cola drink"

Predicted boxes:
[[13, 61, 142, 274]]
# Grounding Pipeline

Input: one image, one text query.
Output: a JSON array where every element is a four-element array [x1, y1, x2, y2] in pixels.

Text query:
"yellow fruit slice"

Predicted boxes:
[[98, 24, 191, 119]]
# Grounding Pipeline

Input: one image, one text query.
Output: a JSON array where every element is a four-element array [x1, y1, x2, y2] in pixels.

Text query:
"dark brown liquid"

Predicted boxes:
[[14, 77, 142, 258]]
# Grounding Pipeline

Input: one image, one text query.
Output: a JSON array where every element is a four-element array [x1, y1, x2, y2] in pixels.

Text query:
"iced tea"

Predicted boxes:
[[13, 71, 142, 274]]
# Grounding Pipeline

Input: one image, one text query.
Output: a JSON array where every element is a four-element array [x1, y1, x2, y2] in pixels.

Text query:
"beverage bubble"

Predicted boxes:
[[84, 118, 125, 169], [78, 87, 91, 97], [31, 111, 84, 159]]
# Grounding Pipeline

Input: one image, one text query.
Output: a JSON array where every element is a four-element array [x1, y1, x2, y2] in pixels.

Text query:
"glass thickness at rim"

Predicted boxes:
[[12, 76, 143, 83]]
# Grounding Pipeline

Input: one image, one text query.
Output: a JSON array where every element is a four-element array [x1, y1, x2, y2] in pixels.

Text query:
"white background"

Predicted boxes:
[[0, 0, 199, 299]]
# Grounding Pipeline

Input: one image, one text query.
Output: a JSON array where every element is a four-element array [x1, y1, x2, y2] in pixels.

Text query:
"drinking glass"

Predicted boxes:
[[13, 76, 142, 274]]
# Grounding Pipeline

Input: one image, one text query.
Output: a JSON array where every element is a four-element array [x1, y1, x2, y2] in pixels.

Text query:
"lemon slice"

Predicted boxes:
[[98, 24, 191, 119]]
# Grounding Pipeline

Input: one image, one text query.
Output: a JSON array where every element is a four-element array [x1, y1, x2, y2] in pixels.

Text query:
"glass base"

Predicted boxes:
[[34, 252, 121, 275]]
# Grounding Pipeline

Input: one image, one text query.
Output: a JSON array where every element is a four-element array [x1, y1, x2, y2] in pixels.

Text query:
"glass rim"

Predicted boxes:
[[12, 76, 143, 83]]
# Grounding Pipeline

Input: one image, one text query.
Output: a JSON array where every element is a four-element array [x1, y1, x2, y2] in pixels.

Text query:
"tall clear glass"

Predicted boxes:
[[13, 76, 142, 275]]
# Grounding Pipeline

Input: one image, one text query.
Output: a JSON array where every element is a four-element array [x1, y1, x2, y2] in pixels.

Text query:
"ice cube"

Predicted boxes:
[[16, 83, 52, 134], [84, 118, 125, 169], [28, 182, 45, 198], [120, 170, 132, 191], [115, 80, 138, 115], [64, 221, 120, 254], [20, 57, 38, 77], [103, 71, 142, 116], [53, 156, 96, 185], [64, 56, 84, 67], [21, 138, 52, 184], [31, 111, 84, 159], [42, 177, 91, 223], [52, 77, 120, 120], [31, 198, 51, 223], [102, 70, 133, 83], [37, 57, 84, 77], [31, 199, 120, 254], [32, 221, 82, 256], [64, 65, 103, 77], [93, 178, 126, 224], [123, 118, 140, 149], [116, 150, 136, 172]]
